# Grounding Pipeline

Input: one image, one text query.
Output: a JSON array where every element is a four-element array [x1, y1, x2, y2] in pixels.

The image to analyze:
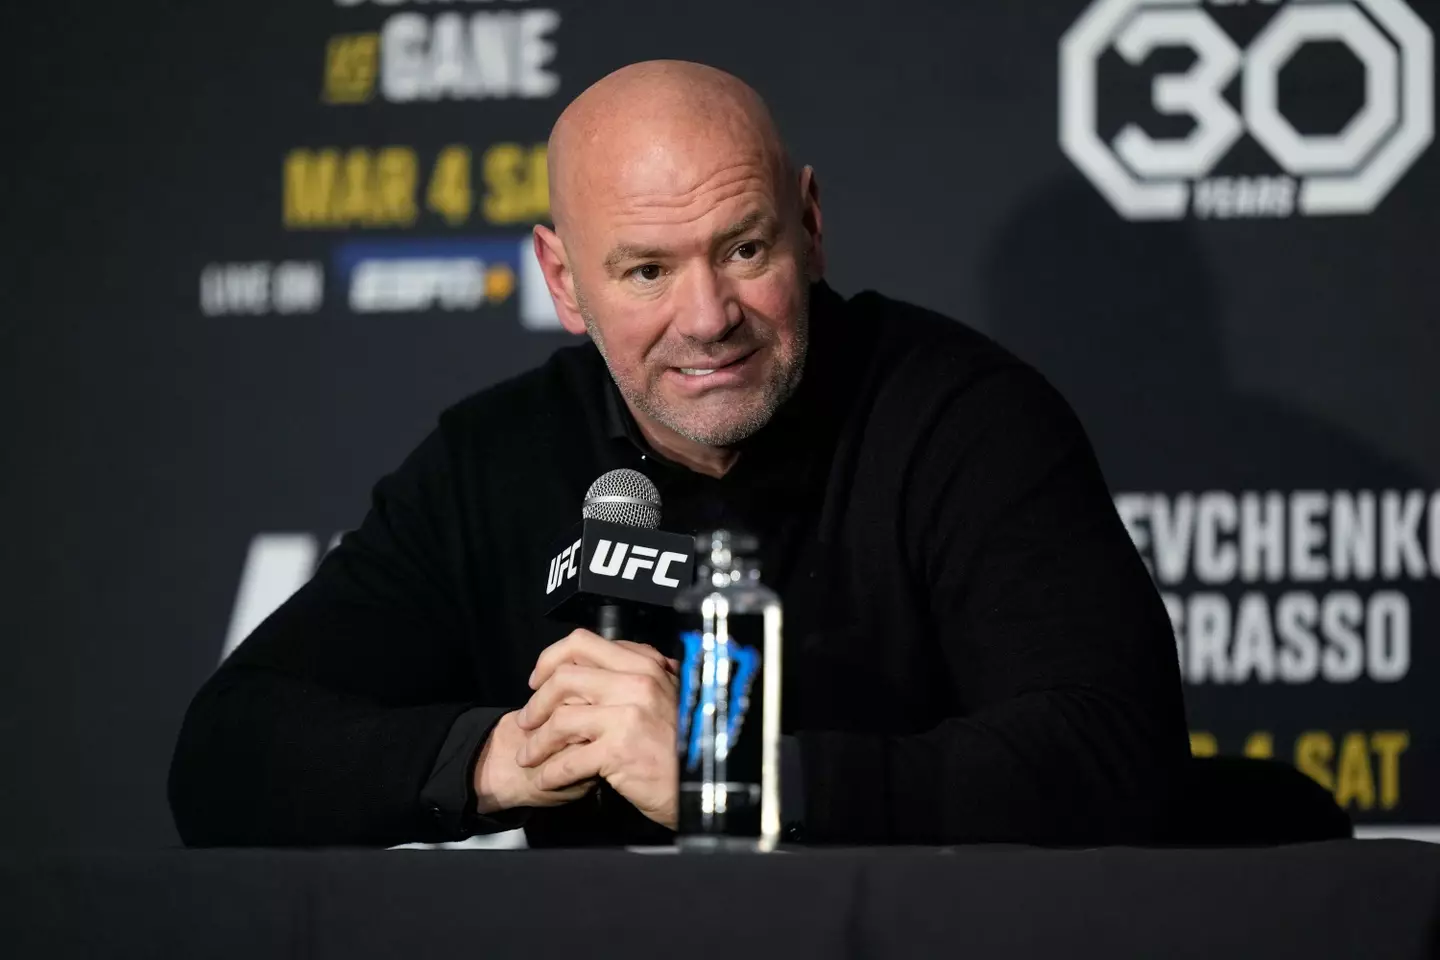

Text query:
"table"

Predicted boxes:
[[3, 841, 1438, 959]]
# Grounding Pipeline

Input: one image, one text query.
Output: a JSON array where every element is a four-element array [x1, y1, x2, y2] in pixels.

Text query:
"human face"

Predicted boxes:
[[570, 157, 814, 448]]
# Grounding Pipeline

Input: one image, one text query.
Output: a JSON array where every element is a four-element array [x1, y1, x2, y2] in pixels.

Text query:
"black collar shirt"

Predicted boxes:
[[170, 282, 1189, 848]]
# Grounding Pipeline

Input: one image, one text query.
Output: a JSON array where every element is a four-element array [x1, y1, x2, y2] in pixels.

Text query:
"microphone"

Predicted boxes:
[[542, 468, 696, 641], [583, 468, 662, 528], [544, 469, 689, 824], [583, 470, 661, 640]]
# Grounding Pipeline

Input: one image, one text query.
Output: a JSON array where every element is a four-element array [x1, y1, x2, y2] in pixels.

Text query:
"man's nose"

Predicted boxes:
[[671, 265, 741, 343]]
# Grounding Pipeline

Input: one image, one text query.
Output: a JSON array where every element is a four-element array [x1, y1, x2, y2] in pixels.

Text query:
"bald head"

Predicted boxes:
[[531, 60, 824, 472], [547, 61, 793, 237]]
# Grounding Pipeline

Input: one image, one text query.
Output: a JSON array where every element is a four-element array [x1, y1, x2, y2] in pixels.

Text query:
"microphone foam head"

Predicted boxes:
[[583, 469, 662, 529]]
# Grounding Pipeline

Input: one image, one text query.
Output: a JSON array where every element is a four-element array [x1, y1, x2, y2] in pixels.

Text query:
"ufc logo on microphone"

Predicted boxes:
[[545, 539, 584, 595], [589, 540, 688, 587]]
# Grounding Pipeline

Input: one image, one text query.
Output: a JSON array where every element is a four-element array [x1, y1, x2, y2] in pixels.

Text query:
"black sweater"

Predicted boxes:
[[169, 282, 1189, 847]]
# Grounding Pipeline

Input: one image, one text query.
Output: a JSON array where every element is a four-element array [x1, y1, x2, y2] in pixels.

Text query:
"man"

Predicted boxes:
[[169, 61, 1188, 848]]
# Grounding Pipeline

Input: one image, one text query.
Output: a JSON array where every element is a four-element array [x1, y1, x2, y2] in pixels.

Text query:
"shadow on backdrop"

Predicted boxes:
[[981, 178, 1417, 492]]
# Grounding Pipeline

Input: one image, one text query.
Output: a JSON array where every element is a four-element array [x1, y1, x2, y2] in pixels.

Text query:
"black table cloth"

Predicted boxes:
[[3, 841, 1438, 959]]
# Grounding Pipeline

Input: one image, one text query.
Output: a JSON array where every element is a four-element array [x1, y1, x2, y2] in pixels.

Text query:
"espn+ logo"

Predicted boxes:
[[544, 538, 689, 594], [1060, 0, 1434, 219]]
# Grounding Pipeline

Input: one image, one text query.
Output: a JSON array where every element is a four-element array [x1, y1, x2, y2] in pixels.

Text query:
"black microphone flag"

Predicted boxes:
[[542, 518, 696, 622]]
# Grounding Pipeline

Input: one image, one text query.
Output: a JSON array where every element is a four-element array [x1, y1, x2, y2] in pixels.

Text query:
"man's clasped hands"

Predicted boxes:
[[473, 629, 682, 829]]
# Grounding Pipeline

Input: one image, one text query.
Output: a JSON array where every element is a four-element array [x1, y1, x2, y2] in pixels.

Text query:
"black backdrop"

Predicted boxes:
[[4, 0, 1437, 850]]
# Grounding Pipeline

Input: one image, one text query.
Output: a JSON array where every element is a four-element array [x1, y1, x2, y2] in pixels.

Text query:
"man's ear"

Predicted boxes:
[[798, 165, 826, 283], [533, 225, 587, 336]]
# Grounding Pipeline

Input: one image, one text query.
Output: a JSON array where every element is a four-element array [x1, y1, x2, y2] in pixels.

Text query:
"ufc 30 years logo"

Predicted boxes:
[[1060, 0, 1434, 219]]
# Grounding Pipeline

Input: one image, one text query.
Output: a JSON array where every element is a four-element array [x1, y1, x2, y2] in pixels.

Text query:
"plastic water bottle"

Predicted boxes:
[[673, 530, 782, 852]]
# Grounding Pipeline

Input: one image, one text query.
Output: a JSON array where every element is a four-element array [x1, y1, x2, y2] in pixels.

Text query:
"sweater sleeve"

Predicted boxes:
[[167, 416, 508, 847], [796, 366, 1190, 845]]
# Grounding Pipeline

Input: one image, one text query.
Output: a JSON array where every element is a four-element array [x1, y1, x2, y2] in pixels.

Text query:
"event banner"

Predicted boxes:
[[6, 0, 1437, 847]]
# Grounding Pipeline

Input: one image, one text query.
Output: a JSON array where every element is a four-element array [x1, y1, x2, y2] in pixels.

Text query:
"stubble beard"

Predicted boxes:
[[579, 286, 810, 448]]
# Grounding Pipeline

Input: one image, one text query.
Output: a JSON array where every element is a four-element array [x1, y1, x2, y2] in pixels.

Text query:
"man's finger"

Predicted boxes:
[[613, 640, 678, 674], [533, 740, 608, 793], [517, 704, 607, 768], [527, 629, 610, 688], [529, 629, 669, 689], [517, 664, 624, 730]]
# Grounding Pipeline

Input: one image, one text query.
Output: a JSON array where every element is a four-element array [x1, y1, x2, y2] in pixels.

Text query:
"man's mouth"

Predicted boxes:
[[673, 351, 754, 378]]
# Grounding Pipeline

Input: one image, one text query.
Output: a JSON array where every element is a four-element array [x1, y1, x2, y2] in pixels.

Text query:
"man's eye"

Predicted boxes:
[[733, 241, 763, 261], [632, 264, 663, 282]]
